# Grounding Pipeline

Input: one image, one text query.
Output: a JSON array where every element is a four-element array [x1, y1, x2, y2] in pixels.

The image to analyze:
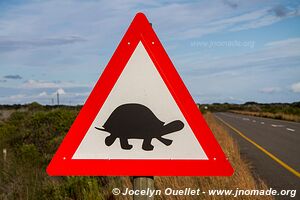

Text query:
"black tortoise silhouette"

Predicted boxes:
[[95, 103, 184, 151]]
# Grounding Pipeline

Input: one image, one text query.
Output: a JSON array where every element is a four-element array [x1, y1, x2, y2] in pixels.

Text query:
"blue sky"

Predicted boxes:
[[0, 0, 299, 105]]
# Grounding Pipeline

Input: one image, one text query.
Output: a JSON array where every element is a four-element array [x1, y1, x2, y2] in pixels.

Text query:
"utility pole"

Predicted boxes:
[[57, 92, 60, 105]]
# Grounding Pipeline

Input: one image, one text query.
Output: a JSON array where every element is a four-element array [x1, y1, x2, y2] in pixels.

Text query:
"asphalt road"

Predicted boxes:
[[214, 112, 300, 194]]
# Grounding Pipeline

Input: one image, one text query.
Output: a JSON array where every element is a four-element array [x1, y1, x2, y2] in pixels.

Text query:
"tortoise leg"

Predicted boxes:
[[105, 135, 117, 146], [120, 138, 133, 150], [142, 138, 154, 151], [157, 137, 173, 146]]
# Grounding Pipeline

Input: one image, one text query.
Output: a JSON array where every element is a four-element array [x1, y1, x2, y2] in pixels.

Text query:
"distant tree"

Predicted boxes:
[[292, 101, 300, 108], [244, 101, 258, 105], [26, 102, 43, 111]]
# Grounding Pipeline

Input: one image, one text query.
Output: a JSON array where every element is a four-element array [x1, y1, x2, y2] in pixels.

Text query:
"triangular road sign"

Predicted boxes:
[[47, 13, 233, 176]]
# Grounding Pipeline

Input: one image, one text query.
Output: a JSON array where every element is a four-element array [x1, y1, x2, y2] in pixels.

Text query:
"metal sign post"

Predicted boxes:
[[133, 176, 154, 200]]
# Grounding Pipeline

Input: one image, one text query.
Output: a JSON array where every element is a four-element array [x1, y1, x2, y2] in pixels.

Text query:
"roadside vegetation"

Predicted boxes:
[[0, 103, 273, 200], [229, 110, 300, 122], [199, 101, 300, 122]]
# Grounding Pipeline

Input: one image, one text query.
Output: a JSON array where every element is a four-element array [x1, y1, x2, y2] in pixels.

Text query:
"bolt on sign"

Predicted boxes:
[[47, 13, 234, 176]]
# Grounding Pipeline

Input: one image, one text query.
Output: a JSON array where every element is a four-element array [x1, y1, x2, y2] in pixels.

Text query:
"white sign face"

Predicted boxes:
[[72, 42, 208, 160]]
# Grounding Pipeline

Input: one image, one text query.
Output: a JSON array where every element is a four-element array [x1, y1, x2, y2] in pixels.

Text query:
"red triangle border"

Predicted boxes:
[[47, 13, 234, 176]]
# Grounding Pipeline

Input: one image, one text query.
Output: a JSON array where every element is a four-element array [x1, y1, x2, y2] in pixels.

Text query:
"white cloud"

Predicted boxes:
[[291, 82, 300, 93], [0, 35, 85, 52], [152, 3, 299, 39], [230, 5, 300, 32], [55, 88, 66, 95], [211, 8, 269, 26], [22, 80, 58, 88], [75, 92, 89, 97], [0, 90, 90, 105], [259, 87, 281, 93], [266, 38, 300, 48], [8, 94, 25, 100], [21, 80, 89, 89], [38, 91, 47, 97], [182, 37, 300, 76]]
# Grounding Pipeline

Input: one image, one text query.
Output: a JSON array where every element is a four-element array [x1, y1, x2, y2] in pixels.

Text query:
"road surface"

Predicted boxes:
[[214, 112, 300, 193]]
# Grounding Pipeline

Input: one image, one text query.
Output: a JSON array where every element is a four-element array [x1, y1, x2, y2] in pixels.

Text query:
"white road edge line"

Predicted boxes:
[[286, 128, 295, 132], [271, 124, 284, 128]]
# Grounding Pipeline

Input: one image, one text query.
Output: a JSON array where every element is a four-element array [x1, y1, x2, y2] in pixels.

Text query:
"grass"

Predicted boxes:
[[0, 106, 274, 200], [229, 110, 300, 123]]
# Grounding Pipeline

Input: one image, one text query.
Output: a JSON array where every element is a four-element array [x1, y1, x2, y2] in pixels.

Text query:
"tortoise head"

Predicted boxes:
[[161, 120, 184, 135]]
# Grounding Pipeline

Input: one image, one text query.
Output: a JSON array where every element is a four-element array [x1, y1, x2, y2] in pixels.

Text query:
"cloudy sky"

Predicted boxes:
[[0, 0, 299, 105]]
